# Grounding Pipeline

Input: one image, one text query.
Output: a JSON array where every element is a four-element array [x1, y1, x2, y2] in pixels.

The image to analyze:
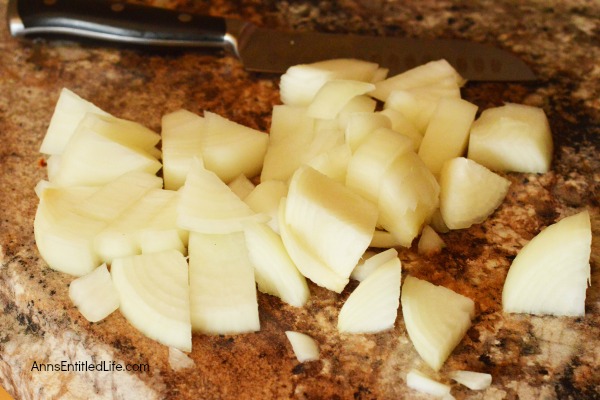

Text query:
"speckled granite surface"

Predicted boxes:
[[0, 0, 598, 399]]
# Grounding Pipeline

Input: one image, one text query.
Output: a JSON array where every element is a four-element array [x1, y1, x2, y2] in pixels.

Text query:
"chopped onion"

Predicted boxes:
[[285, 331, 320, 362]]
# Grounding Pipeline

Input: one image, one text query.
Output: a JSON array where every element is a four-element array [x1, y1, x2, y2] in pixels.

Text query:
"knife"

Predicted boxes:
[[7, 0, 536, 80]]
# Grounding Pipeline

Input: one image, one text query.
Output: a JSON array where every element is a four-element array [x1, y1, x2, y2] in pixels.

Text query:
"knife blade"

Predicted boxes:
[[7, 0, 536, 81]]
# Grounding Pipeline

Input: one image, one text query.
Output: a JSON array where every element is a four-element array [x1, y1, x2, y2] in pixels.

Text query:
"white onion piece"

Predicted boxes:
[[76, 112, 160, 154], [280, 59, 381, 106], [406, 369, 452, 398], [402, 276, 475, 371], [345, 112, 391, 152], [161, 109, 204, 190], [369, 229, 403, 248], [51, 114, 161, 187], [177, 158, 268, 234], [261, 105, 315, 182], [346, 127, 414, 204], [139, 190, 188, 255], [68, 264, 119, 322], [418, 97, 478, 175], [188, 232, 260, 335], [306, 144, 352, 184], [34, 186, 106, 276], [40, 88, 111, 155], [168, 347, 195, 371], [75, 171, 162, 222], [378, 151, 440, 247], [338, 256, 401, 333], [285, 166, 378, 281], [418, 225, 446, 255], [336, 95, 378, 129], [278, 198, 348, 293], [244, 180, 288, 233], [244, 222, 310, 307], [307, 80, 376, 120], [111, 249, 192, 351], [371, 59, 464, 102], [449, 370, 492, 390], [468, 103, 553, 173], [378, 108, 422, 151], [502, 210, 592, 316], [351, 248, 398, 282], [285, 331, 320, 362], [201, 111, 269, 183], [34, 179, 53, 198], [439, 157, 511, 230]]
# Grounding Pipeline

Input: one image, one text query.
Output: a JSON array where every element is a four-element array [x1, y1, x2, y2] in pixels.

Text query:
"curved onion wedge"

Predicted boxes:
[[449, 370, 492, 390], [468, 103, 553, 173], [371, 59, 464, 102], [244, 222, 310, 307], [162, 110, 269, 185], [77, 112, 161, 154], [351, 248, 398, 282], [378, 151, 440, 247], [201, 111, 269, 183], [75, 171, 162, 222], [280, 59, 381, 106], [307, 80, 376, 120], [406, 369, 452, 398], [111, 249, 192, 351], [139, 190, 188, 255], [51, 120, 162, 187], [285, 166, 378, 281], [177, 158, 269, 234], [279, 198, 348, 292], [338, 256, 401, 333], [346, 127, 414, 203], [40, 88, 110, 155], [417, 98, 478, 175], [261, 105, 315, 182], [439, 157, 511, 230], [188, 232, 260, 335], [401, 276, 475, 371], [285, 331, 320, 362], [161, 109, 204, 190], [502, 211, 592, 316], [68, 264, 120, 322], [34, 186, 105, 276], [94, 188, 184, 262]]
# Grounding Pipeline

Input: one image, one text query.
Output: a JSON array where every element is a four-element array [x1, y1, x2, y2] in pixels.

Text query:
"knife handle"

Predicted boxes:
[[7, 0, 244, 51]]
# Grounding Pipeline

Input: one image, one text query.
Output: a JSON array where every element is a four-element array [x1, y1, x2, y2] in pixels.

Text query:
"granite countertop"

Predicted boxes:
[[0, 0, 599, 399]]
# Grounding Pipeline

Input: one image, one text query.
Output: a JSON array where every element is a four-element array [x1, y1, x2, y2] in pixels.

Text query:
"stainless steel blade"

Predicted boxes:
[[235, 26, 536, 81]]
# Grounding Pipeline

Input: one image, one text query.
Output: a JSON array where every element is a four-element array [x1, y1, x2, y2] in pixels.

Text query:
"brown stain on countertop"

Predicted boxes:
[[1, 0, 599, 399]]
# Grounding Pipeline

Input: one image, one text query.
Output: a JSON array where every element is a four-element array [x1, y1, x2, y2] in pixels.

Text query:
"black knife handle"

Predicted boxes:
[[7, 0, 232, 49]]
